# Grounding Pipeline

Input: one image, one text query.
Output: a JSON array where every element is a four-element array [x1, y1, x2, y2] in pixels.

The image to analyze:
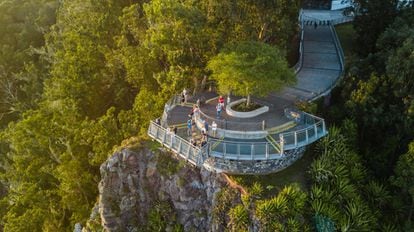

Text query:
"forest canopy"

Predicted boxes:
[[0, 0, 413, 231], [0, 0, 300, 230]]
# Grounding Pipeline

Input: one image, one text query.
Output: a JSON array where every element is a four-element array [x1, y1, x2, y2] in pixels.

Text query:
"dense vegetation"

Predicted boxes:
[[0, 0, 300, 231], [0, 0, 413, 231]]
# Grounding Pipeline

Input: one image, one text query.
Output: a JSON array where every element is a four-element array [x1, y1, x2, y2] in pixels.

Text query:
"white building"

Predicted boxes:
[[331, 0, 413, 10]]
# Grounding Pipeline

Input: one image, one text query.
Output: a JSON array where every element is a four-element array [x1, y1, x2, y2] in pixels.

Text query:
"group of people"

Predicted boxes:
[[305, 20, 331, 29], [177, 89, 226, 147]]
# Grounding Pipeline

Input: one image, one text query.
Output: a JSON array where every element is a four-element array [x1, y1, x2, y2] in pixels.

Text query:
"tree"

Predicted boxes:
[[207, 41, 295, 106], [390, 141, 414, 229]]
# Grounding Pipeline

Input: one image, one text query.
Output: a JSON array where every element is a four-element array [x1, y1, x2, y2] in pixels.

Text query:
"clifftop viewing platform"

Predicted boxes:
[[148, 10, 350, 174]]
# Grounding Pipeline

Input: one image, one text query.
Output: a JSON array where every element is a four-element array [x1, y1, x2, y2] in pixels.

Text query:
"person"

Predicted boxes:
[[218, 95, 225, 107], [187, 118, 192, 136], [193, 105, 199, 118], [181, 92, 185, 105], [201, 127, 207, 138], [204, 120, 209, 133], [216, 103, 222, 119], [190, 138, 197, 147], [155, 118, 161, 125], [183, 88, 188, 103], [173, 126, 177, 135], [189, 107, 194, 118], [212, 121, 217, 137]]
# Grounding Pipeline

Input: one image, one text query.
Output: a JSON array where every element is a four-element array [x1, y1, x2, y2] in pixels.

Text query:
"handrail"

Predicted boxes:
[[148, 120, 205, 166]]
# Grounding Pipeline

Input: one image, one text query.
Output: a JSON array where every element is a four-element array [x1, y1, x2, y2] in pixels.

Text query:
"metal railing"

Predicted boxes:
[[148, 120, 207, 166], [208, 139, 280, 160], [280, 108, 327, 150], [149, 108, 326, 162]]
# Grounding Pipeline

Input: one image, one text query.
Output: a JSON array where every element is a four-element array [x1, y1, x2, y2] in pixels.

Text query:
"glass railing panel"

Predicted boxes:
[[211, 142, 224, 154], [316, 122, 324, 137], [225, 143, 238, 156], [171, 136, 180, 150], [283, 133, 295, 146], [307, 126, 316, 139], [253, 143, 266, 157], [158, 129, 166, 142], [296, 130, 307, 144], [268, 143, 279, 155], [181, 142, 189, 156], [239, 143, 252, 156]]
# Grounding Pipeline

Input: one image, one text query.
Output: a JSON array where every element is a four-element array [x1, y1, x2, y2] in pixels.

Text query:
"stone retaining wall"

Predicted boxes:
[[203, 147, 306, 175]]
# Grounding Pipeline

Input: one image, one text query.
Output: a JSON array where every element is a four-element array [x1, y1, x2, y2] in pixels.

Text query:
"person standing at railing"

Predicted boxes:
[[216, 103, 222, 119], [211, 121, 217, 137], [204, 120, 209, 134], [187, 118, 192, 136], [182, 88, 188, 103]]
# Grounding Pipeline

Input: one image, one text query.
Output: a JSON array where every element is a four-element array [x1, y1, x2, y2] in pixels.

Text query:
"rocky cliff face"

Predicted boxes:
[[97, 145, 232, 231]]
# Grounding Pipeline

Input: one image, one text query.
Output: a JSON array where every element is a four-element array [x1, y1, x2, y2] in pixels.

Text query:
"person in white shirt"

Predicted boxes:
[[212, 121, 217, 137]]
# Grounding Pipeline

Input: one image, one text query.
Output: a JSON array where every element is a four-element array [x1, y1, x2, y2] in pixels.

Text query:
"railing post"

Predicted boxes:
[[262, 120, 265, 130], [251, 144, 254, 160], [177, 139, 182, 153], [223, 143, 226, 159], [187, 145, 191, 159], [294, 132, 298, 148], [237, 143, 240, 159], [162, 130, 167, 143], [306, 129, 309, 143], [279, 134, 284, 156], [266, 143, 269, 159], [314, 124, 318, 139], [322, 120, 326, 135]]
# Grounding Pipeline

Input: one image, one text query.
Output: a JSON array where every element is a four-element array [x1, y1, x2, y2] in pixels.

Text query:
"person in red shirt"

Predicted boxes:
[[218, 95, 225, 107]]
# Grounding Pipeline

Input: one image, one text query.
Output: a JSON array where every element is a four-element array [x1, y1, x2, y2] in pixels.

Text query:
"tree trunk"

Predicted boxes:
[[200, 75, 207, 91], [246, 95, 251, 107]]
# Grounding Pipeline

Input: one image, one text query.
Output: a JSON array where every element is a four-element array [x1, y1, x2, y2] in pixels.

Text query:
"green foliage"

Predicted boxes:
[[207, 41, 295, 101], [156, 150, 184, 177], [228, 204, 249, 232], [390, 141, 414, 229], [310, 126, 378, 231], [212, 188, 239, 227], [255, 183, 307, 231], [147, 200, 182, 232], [352, 0, 399, 56]]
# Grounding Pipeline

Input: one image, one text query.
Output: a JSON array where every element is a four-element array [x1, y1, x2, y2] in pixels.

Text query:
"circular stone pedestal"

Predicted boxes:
[[226, 98, 269, 118]]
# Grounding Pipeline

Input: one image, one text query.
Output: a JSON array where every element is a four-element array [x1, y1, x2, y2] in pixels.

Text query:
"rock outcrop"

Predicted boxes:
[[98, 146, 230, 231]]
